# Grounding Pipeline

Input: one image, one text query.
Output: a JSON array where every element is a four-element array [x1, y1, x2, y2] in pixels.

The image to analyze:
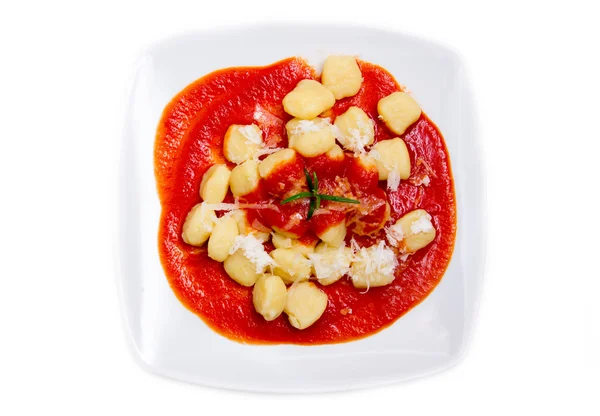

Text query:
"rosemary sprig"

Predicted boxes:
[[281, 169, 360, 219]]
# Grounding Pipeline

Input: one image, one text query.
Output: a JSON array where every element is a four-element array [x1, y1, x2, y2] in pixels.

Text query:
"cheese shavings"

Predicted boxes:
[[291, 118, 333, 135], [238, 125, 263, 145], [410, 214, 434, 234], [349, 239, 398, 292], [229, 234, 276, 273], [369, 149, 401, 191], [385, 222, 404, 247]]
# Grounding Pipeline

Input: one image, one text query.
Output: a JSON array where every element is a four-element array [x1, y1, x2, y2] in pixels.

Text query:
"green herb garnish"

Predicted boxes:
[[281, 169, 360, 219]]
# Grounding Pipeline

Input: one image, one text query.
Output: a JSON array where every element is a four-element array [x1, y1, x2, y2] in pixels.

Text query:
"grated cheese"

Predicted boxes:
[[229, 234, 276, 273], [370, 148, 401, 191], [387, 169, 401, 191], [385, 222, 404, 247], [291, 118, 333, 135], [410, 214, 434, 234], [349, 239, 398, 291], [239, 125, 263, 145], [335, 117, 374, 154], [308, 244, 352, 284]]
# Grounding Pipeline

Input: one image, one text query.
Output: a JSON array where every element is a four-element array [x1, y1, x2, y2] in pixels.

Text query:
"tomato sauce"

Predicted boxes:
[[154, 57, 456, 344]]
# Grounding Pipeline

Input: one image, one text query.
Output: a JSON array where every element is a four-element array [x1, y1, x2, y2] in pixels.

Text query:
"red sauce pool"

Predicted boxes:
[[154, 57, 456, 344]]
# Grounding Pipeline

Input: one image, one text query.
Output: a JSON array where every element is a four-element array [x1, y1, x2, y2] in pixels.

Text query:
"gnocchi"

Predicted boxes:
[[377, 92, 421, 135], [207, 215, 239, 262], [253, 273, 287, 321], [350, 241, 398, 289], [272, 232, 318, 255], [271, 225, 304, 239], [370, 137, 411, 180], [333, 106, 374, 153], [230, 210, 270, 242], [181, 203, 216, 246], [270, 248, 312, 284], [224, 249, 260, 286], [286, 118, 336, 158], [258, 148, 297, 179], [389, 209, 436, 253], [230, 159, 260, 197], [282, 79, 335, 119], [316, 220, 347, 248], [223, 124, 264, 164], [199, 164, 231, 203], [284, 282, 328, 330], [308, 242, 353, 286], [325, 143, 344, 161], [321, 55, 363, 100]]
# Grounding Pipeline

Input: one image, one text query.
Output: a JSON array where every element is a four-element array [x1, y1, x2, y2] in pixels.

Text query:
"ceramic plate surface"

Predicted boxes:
[[117, 24, 485, 393]]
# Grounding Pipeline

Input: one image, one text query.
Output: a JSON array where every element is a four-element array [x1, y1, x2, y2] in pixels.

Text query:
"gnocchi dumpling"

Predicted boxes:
[[253, 273, 287, 321], [286, 118, 336, 158], [282, 79, 335, 119], [224, 249, 260, 286], [370, 137, 411, 180], [207, 215, 239, 262], [230, 160, 260, 197], [316, 220, 347, 248], [350, 241, 398, 289], [308, 242, 353, 286], [272, 232, 318, 255], [223, 124, 264, 164], [377, 92, 421, 135], [270, 248, 312, 284], [333, 106, 375, 153], [199, 164, 231, 203], [389, 209, 436, 253], [326, 143, 344, 161], [230, 210, 270, 242], [284, 282, 328, 330], [258, 148, 297, 179], [321, 55, 363, 99], [181, 203, 216, 246]]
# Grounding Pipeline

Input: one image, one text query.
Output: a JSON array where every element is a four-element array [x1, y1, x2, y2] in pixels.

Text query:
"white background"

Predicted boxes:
[[0, 0, 598, 414]]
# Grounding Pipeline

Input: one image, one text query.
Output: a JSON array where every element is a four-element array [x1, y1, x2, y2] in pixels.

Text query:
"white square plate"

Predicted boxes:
[[117, 24, 485, 392]]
